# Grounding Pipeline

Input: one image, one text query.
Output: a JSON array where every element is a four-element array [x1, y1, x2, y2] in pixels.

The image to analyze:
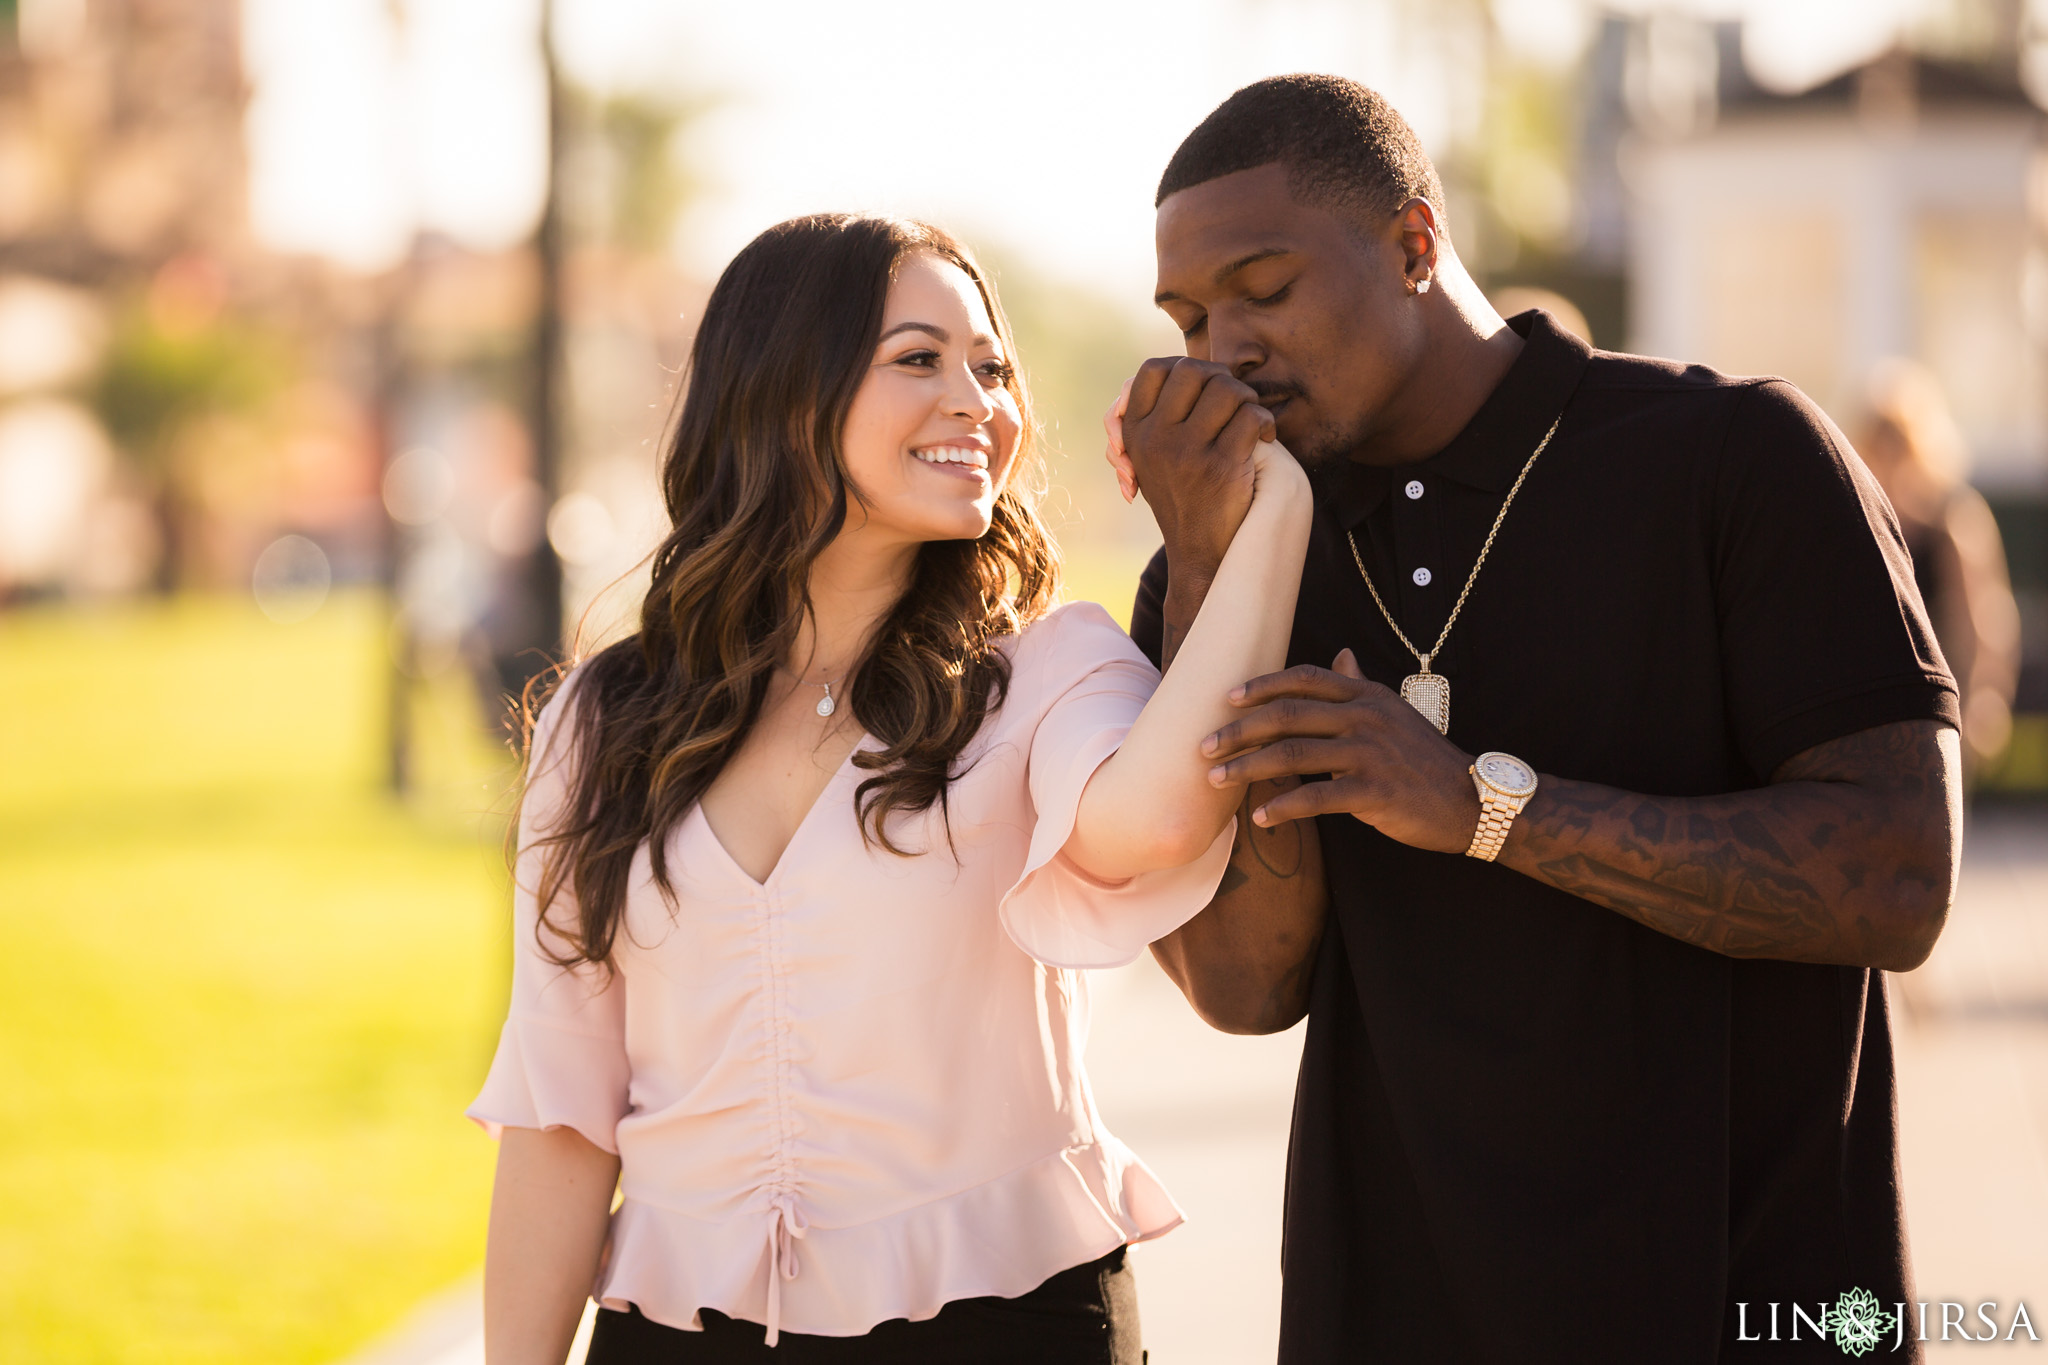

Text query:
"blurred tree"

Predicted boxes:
[[564, 88, 712, 256], [977, 248, 1180, 611], [489, 40, 716, 723], [92, 284, 291, 592], [1466, 37, 1622, 349], [984, 251, 1165, 467]]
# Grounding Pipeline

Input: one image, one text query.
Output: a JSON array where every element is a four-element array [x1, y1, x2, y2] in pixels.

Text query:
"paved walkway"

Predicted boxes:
[[353, 807, 2048, 1364], [1892, 807, 2048, 1357]]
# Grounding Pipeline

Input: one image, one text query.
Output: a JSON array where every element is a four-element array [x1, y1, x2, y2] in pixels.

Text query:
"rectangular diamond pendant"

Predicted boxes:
[[1400, 671, 1450, 734]]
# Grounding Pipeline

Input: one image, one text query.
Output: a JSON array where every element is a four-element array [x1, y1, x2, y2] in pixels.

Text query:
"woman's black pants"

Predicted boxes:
[[583, 1246, 1143, 1364]]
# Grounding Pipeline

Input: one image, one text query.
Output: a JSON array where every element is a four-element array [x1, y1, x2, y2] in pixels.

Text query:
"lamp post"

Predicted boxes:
[[520, 0, 566, 693]]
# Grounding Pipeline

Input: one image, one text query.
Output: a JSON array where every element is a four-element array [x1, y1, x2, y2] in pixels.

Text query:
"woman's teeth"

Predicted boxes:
[[913, 445, 988, 470]]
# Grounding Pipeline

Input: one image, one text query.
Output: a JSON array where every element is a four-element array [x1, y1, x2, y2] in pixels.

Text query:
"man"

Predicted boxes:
[[1115, 75, 1960, 1362]]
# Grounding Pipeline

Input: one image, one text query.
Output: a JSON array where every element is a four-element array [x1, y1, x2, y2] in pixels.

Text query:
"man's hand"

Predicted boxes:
[[1106, 357, 1274, 669], [1202, 650, 1482, 852], [1200, 649, 1959, 973]]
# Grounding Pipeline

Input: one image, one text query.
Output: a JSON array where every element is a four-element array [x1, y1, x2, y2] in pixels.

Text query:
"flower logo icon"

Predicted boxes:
[[1827, 1287, 1896, 1357]]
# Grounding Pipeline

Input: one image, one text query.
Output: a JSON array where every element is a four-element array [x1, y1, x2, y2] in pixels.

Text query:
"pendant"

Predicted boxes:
[[1400, 668, 1449, 735], [815, 694, 835, 718]]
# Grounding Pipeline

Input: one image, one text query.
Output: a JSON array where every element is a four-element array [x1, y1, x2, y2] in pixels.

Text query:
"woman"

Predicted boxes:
[[470, 214, 1309, 1363]]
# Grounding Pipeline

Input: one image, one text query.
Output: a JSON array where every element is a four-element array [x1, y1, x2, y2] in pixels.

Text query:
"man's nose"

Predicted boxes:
[[1207, 316, 1266, 381]]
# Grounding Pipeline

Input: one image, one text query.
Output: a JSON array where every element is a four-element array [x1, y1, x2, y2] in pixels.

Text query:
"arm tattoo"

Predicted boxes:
[[1503, 721, 1958, 971], [1217, 783, 1305, 894], [1151, 777, 1328, 1034], [1247, 785, 1305, 879]]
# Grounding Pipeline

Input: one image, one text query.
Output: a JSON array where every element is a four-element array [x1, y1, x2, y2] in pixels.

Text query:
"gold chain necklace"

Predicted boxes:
[[1343, 415, 1561, 734]]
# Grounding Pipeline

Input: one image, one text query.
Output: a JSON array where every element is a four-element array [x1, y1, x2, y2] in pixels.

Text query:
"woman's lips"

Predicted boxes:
[[914, 458, 989, 483]]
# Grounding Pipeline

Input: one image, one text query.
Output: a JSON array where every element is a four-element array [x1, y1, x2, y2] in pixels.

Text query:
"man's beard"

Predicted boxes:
[[1256, 387, 1341, 468], [1281, 411, 1373, 468]]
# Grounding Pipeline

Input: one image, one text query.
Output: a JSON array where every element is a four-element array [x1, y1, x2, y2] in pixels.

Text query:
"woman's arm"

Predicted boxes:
[[1063, 439, 1313, 881], [483, 1126, 620, 1365]]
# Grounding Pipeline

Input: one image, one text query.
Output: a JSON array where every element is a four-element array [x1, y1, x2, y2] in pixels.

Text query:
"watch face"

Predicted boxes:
[[1477, 753, 1537, 795]]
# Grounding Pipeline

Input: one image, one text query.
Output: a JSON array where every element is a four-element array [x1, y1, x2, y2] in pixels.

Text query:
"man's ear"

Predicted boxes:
[[1394, 199, 1439, 293]]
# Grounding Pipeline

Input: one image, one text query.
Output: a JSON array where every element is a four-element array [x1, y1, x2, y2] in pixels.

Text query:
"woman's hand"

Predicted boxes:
[[1248, 435, 1309, 504], [1104, 377, 1137, 502], [1103, 358, 1274, 615], [1105, 371, 1301, 507]]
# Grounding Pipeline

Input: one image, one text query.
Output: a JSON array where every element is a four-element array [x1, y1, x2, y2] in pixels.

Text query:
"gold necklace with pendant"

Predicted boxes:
[[1343, 415, 1561, 735]]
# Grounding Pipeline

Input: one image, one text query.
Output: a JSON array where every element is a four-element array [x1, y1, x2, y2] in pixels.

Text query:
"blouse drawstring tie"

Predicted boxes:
[[763, 1193, 808, 1347]]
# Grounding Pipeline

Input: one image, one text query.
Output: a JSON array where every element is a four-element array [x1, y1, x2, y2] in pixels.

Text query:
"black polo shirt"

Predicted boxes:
[[1130, 312, 1957, 1363]]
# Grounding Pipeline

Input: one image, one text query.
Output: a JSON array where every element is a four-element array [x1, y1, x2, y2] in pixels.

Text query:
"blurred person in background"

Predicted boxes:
[[1111, 75, 1960, 1364], [470, 214, 1312, 1364], [1856, 358, 2021, 777]]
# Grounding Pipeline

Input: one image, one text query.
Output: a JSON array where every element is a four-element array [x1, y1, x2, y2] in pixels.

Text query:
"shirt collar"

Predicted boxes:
[[1314, 309, 1592, 530]]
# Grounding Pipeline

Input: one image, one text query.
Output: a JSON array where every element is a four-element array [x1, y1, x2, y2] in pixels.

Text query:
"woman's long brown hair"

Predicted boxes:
[[520, 214, 1061, 970]]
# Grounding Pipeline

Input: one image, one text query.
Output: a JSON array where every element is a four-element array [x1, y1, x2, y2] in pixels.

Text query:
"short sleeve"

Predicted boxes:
[[1713, 381, 1959, 779], [997, 602, 1235, 970], [466, 673, 632, 1153]]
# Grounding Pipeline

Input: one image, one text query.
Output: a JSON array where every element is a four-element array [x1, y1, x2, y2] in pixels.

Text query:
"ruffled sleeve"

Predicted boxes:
[[997, 602, 1235, 971], [467, 673, 632, 1153]]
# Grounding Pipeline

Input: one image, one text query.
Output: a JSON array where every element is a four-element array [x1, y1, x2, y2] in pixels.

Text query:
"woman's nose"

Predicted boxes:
[[945, 365, 998, 420]]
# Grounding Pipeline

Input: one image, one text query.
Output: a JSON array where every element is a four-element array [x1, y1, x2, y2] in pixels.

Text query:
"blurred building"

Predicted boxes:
[[0, 0, 390, 604], [0, 0, 237, 599], [0, 0, 246, 274], [1559, 12, 2048, 789], [0, 1, 670, 738], [1620, 37, 2044, 488]]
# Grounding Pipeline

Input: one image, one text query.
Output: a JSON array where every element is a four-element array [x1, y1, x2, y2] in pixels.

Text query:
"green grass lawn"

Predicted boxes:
[[0, 551, 1156, 1364], [0, 591, 519, 1364]]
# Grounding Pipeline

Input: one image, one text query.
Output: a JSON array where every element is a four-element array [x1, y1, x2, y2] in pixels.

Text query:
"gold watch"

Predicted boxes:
[[1466, 751, 1538, 862]]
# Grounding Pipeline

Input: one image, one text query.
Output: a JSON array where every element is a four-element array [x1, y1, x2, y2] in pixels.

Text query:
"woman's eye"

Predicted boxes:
[[895, 349, 941, 368], [977, 360, 1015, 385]]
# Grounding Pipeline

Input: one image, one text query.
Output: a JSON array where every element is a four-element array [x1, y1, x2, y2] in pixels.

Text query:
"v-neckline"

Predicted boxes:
[[694, 734, 870, 890]]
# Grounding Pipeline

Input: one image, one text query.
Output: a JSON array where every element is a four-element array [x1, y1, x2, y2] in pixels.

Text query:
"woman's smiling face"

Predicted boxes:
[[837, 251, 1023, 546]]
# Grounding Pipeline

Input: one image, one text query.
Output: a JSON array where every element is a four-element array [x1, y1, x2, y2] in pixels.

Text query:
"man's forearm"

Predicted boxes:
[[1498, 722, 1960, 972], [1157, 576, 1212, 674], [1153, 776, 1327, 1033]]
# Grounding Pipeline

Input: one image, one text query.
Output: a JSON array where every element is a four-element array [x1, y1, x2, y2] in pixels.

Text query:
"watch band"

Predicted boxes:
[[1465, 791, 1520, 861], [1465, 762, 1534, 862]]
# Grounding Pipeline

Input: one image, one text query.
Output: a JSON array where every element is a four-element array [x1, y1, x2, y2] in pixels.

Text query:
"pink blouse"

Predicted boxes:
[[467, 602, 1234, 1343]]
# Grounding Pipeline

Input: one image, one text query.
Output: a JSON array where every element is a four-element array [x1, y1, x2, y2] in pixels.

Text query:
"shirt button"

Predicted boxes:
[[1404, 480, 1425, 500], [1412, 567, 1432, 586]]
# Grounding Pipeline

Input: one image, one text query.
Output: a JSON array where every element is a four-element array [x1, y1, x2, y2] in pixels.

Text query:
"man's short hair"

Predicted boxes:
[[1155, 74, 1446, 230]]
